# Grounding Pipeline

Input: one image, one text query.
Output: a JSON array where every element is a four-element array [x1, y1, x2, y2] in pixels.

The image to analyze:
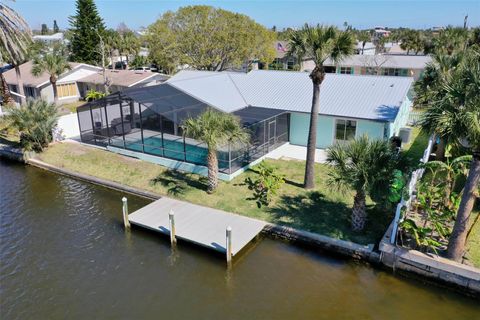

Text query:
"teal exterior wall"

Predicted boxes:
[[289, 113, 335, 148], [390, 96, 412, 137], [356, 120, 386, 140], [289, 112, 387, 148]]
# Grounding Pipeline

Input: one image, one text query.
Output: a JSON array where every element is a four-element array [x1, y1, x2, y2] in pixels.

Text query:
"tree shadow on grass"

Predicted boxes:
[[150, 169, 208, 196], [268, 191, 393, 245]]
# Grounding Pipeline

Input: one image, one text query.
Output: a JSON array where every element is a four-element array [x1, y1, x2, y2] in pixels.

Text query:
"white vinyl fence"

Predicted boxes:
[[390, 135, 435, 244], [53, 113, 80, 141]]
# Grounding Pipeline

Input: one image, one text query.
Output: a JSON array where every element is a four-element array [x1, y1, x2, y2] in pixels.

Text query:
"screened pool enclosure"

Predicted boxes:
[[77, 84, 289, 175]]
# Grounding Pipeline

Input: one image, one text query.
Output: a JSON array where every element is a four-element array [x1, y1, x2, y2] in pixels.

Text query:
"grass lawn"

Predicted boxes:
[[465, 208, 480, 268], [57, 101, 85, 115], [36, 142, 394, 245], [402, 126, 430, 163]]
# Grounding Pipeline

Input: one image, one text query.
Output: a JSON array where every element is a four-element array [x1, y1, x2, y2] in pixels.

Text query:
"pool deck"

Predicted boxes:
[[128, 197, 267, 256]]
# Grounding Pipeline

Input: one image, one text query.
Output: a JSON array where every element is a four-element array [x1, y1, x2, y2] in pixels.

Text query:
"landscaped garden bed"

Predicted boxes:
[[35, 141, 395, 245]]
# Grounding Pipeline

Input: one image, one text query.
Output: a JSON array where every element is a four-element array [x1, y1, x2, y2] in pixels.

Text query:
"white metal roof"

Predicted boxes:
[[167, 69, 413, 122], [324, 54, 432, 69]]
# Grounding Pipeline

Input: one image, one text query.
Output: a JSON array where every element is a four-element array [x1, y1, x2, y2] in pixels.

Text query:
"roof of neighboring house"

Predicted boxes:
[[166, 69, 413, 122], [323, 54, 432, 69], [356, 41, 376, 51], [3, 61, 83, 88], [77, 70, 169, 87], [32, 32, 64, 41]]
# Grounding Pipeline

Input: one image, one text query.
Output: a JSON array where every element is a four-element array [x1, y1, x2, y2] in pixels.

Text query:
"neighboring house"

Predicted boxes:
[[76, 70, 169, 96], [270, 41, 297, 70], [76, 70, 413, 180], [301, 54, 432, 80], [32, 32, 66, 45], [3, 61, 102, 104], [3, 62, 169, 105]]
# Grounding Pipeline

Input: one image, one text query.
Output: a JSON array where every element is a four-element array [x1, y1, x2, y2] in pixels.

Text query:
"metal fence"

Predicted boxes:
[[390, 135, 435, 244], [407, 111, 423, 126]]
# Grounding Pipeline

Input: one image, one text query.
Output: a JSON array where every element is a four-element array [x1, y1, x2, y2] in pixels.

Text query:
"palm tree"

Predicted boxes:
[[357, 31, 370, 55], [104, 29, 120, 69], [0, 1, 32, 104], [4, 99, 58, 152], [423, 155, 472, 204], [421, 46, 480, 262], [31, 45, 71, 103], [288, 24, 355, 189], [326, 136, 397, 231], [416, 53, 464, 160], [183, 108, 249, 193], [120, 30, 140, 66]]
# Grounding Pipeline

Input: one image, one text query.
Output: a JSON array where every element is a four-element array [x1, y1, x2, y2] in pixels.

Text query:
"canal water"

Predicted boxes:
[[0, 160, 479, 319]]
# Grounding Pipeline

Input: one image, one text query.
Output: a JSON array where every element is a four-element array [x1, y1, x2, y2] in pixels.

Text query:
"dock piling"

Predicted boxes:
[[169, 210, 176, 245], [122, 197, 130, 229], [226, 226, 232, 263]]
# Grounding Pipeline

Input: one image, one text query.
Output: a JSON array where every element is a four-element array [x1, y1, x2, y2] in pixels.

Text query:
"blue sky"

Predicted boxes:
[[10, 0, 480, 31]]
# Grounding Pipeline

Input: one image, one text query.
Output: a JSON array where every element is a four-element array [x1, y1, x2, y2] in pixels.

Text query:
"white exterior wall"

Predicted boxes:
[[39, 83, 80, 105], [56, 113, 80, 139]]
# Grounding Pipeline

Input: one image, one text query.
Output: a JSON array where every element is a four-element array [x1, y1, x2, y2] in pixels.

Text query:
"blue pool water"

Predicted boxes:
[[122, 136, 231, 169]]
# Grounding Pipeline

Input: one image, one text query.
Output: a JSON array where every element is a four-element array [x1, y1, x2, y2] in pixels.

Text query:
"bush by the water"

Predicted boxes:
[[5, 99, 58, 152]]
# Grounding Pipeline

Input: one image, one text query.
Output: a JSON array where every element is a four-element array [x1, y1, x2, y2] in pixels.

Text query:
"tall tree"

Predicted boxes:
[[183, 109, 249, 193], [288, 24, 355, 189], [145, 6, 275, 72], [41, 23, 49, 35], [68, 0, 105, 65], [357, 30, 370, 54], [421, 46, 480, 262], [31, 45, 71, 103], [119, 30, 139, 65], [433, 26, 469, 56], [327, 136, 397, 231], [415, 53, 463, 160], [0, 1, 32, 104], [103, 29, 120, 69], [53, 20, 59, 33]]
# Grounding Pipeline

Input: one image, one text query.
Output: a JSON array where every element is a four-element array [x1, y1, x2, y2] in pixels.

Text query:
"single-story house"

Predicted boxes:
[[76, 70, 413, 180], [3, 62, 169, 105], [301, 54, 432, 80], [4, 61, 102, 104]]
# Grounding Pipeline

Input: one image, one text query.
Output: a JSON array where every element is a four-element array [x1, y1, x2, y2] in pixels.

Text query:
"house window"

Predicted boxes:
[[361, 67, 378, 75], [24, 86, 36, 98], [324, 66, 336, 73], [8, 84, 18, 93], [335, 119, 357, 142], [382, 68, 409, 77], [339, 67, 353, 74], [57, 82, 77, 98]]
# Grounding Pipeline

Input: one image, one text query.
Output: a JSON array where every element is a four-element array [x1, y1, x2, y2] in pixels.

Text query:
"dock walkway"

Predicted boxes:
[[128, 197, 266, 256]]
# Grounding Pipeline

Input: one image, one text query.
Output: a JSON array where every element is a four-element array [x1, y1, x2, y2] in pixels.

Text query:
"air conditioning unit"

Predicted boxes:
[[399, 127, 412, 144]]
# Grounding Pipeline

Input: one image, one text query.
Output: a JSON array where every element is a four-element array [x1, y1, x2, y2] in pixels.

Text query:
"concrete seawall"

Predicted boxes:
[[8, 154, 479, 297], [379, 223, 480, 297]]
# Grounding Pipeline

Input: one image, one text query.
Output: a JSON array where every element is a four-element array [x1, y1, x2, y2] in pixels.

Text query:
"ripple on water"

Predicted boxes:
[[1, 160, 479, 320]]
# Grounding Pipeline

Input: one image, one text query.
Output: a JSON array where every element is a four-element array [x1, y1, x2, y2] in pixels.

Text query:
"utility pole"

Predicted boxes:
[[463, 14, 468, 29]]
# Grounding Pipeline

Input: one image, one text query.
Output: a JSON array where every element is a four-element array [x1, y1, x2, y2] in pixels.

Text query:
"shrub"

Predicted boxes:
[[245, 161, 285, 208], [5, 99, 59, 152], [85, 90, 106, 102]]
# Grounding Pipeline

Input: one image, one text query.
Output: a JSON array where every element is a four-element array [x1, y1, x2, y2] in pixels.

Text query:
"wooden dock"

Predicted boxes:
[[128, 197, 266, 257]]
